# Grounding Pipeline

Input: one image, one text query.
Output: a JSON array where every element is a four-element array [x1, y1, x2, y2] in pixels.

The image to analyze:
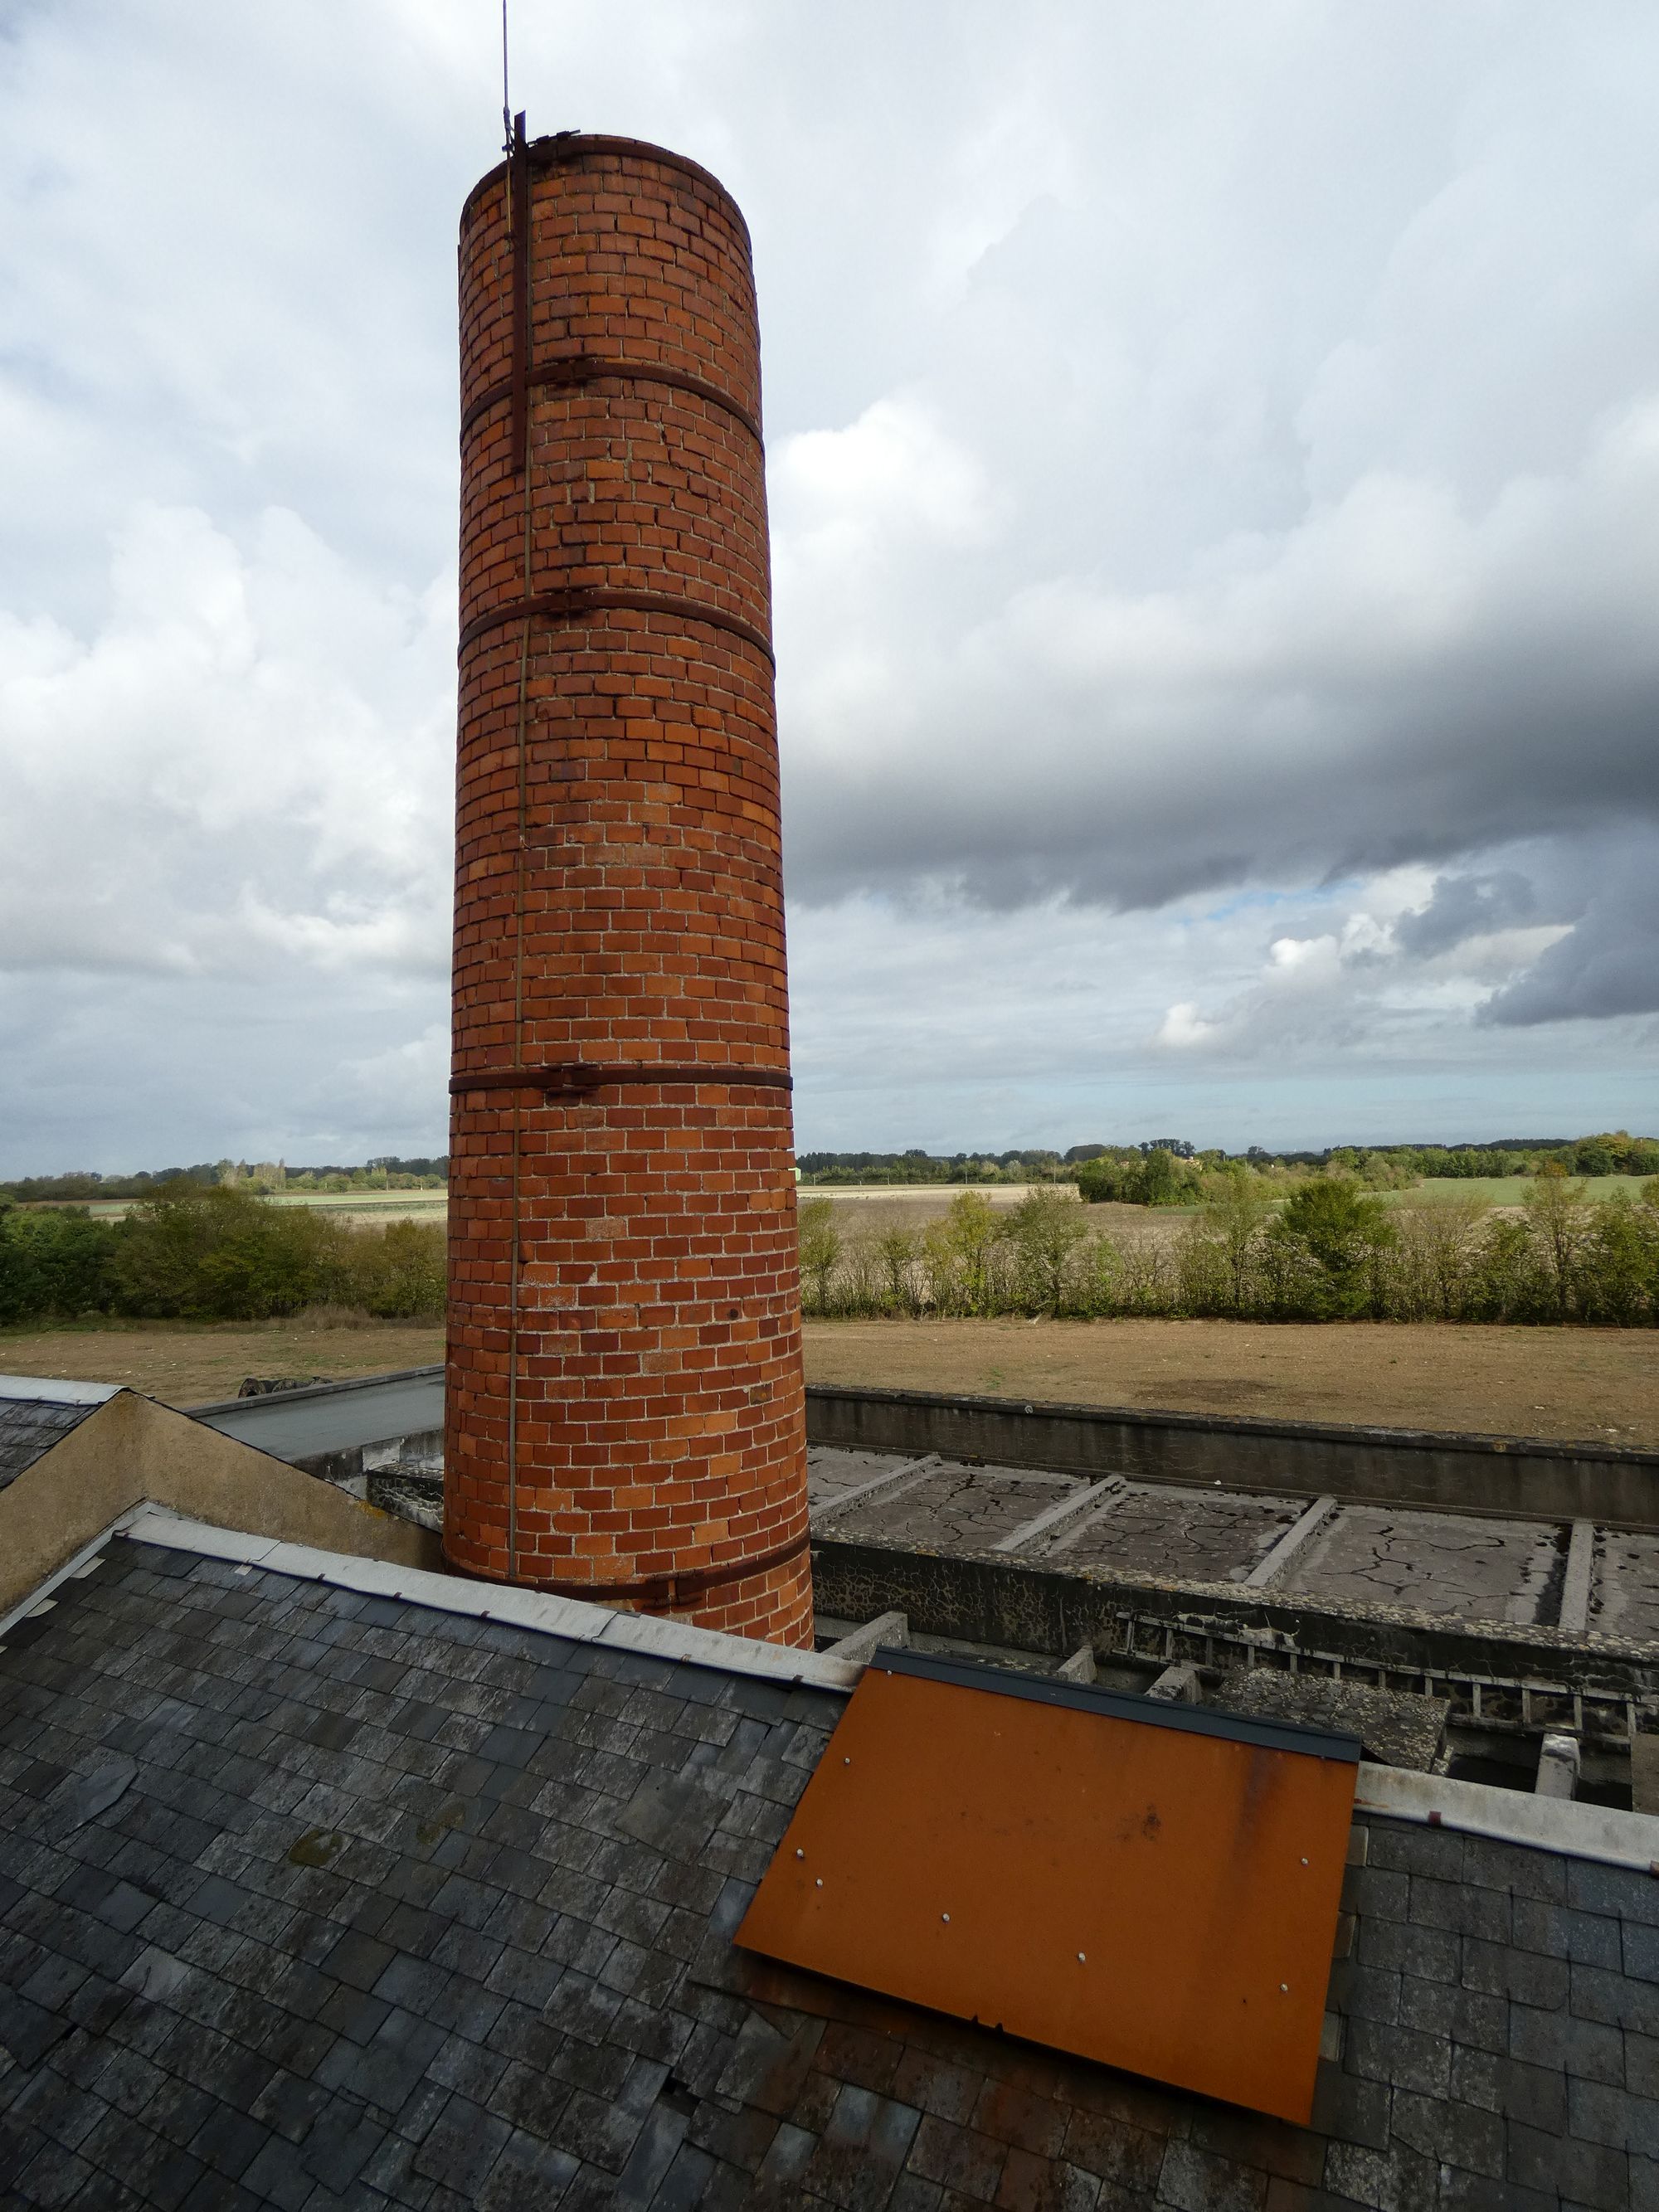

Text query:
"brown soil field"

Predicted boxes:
[[3, 1313, 1652, 1446], [0, 1317, 445, 1407], [802, 1319, 1659, 1448]]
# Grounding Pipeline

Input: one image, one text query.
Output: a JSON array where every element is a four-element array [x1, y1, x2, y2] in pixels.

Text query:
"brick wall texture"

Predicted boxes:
[[446, 134, 811, 1646]]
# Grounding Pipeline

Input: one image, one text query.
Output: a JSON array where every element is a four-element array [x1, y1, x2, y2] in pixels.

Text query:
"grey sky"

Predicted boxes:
[[1, 2, 1655, 1172]]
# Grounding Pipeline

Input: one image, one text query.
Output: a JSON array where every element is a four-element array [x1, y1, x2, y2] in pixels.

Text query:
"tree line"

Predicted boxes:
[[797, 1174, 1659, 1326], [796, 1131, 1659, 1192], [0, 1156, 447, 1206], [0, 1184, 444, 1325]]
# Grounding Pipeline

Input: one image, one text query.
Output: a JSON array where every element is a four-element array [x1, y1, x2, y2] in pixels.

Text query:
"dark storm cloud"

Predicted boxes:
[[1481, 842, 1659, 1025], [1394, 872, 1540, 959]]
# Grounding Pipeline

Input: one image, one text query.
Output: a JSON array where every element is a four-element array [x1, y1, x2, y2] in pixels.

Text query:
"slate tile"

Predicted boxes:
[[994, 2146, 1102, 2212], [314, 2005, 445, 2114], [16, 2140, 100, 2209], [475, 2124, 581, 2210], [413, 2093, 513, 2195], [649, 2141, 721, 2212]]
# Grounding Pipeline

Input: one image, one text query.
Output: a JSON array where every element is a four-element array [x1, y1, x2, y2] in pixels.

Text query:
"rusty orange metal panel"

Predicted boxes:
[[737, 1650, 1358, 2125]]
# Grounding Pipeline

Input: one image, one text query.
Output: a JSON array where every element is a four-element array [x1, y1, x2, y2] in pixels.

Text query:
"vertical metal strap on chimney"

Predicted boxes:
[[508, 111, 530, 476], [505, 108, 533, 1578]]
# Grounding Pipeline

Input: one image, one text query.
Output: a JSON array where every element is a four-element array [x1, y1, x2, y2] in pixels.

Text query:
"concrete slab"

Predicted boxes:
[[1208, 1672, 1448, 1772], [1588, 1528, 1659, 1644], [1281, 1505, 1561, 1624], [1041, 1482, 1304, 1583], [806, 1447, 918, 1510], [827, 1461, 1081, 1551]]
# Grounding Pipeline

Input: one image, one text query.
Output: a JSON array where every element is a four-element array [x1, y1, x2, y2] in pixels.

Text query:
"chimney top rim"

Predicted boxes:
[[460, 133, 752, 250]]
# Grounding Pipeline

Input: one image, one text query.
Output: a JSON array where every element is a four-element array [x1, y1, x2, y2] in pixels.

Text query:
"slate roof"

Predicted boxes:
[[5, 1529, 1659, 2210], [0, 1397, 102, 1494]]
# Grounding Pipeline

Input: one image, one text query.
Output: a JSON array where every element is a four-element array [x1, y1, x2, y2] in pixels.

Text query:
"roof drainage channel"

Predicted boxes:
[[122, 1510, 860, 1693]]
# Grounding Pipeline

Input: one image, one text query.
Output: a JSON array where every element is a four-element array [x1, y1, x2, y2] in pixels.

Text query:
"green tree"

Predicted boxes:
[[796, 1198, 841, 1314], [0, 1208, 120, 1323], [923, 1192, 1003, 1315], [1198, 1170, 1276, 1310], [873, 1221, 922, 1315], [1522, 1174, 1593, 1320], [112, 1183, 328, 1320], [1002, 1189, 1088, 1315], [1269, 1178, 1395, 1317]]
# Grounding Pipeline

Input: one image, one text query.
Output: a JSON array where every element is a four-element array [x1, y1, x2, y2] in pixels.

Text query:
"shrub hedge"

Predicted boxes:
[[0, 1184, 445, 1325], [798, 1179, 1659, 1325]]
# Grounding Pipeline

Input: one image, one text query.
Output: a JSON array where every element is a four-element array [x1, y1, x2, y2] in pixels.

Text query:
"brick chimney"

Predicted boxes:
[[445, 130, 812, 1646]]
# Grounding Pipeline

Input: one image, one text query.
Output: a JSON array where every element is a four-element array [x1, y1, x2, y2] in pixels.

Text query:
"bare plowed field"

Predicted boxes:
[[3, 1314, 1652, 1446], [0, 1318, 445, 1407], [802, 1318, 1659, 1448]]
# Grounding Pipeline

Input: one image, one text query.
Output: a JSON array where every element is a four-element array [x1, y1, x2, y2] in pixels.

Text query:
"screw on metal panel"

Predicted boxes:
[[1300, 1856, 1308, 1865], [1280, 1983, 1289, 1992], [843, 1757, 850, 1764], [815, 1878, 823, 1888], [1077, 1952, 1086, 1963], [941, 1913, 950, 1923], [795, 1849, 804, 1859]]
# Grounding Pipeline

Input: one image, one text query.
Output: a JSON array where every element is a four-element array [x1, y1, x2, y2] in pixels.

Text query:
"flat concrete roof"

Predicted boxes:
[[188, 1365, 443, 1464]]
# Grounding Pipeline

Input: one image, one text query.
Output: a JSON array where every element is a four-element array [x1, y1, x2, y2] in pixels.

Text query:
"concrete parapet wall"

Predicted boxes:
[[807, 1382, 1659, 1529]]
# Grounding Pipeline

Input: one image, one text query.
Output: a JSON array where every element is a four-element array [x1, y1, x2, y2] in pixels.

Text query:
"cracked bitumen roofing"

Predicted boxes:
[[1, 1531, 1314, 2212]]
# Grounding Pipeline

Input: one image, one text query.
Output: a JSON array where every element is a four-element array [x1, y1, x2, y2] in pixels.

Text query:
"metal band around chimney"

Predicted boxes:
[[459, 586, 774, 664], [461, 354, 762, 447], [527, 1526, 810, 1609], [450, 1062, 793, 1097]]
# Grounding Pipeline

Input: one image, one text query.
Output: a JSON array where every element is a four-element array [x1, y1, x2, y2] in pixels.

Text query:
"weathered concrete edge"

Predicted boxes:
[[806, 1381, 1659, 1529], [810, 1534, 1659, 1687], [122, 1510, 861, 1694]]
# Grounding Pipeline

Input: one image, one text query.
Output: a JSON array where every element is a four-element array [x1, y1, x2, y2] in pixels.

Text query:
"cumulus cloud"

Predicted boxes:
[[0, 504, 454, 984], [1, 0, 1656, 1165]]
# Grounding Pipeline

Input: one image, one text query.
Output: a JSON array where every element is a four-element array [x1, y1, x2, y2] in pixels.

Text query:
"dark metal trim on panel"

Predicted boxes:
[[459, 586, 773, 664], [461, 355, 762, 446], [450, 1062, 792, 1098], [868, 1645, 1363, 1764]]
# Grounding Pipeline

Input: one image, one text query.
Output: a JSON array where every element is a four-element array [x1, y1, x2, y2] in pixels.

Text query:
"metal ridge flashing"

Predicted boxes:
[[0, 1373, 122, 1405], [1355, 1762, 1659, 1874], [120, 1512, 860, 1692], [184, 1366, 444, 1418]]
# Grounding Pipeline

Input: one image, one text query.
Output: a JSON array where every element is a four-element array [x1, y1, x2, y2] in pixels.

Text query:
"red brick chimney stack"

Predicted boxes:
[[446, 129, 812, 1646]]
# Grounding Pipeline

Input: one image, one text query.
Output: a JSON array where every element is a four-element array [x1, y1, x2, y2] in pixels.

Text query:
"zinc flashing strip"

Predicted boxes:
[[120, 1512, 860, 1692], [0, 1374, 122, 1406], [1355, 1760, 1659, 1874]]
